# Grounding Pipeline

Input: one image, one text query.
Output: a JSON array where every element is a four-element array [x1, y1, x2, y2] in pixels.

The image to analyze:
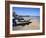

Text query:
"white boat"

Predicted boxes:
[[13, 12, 32, 26]]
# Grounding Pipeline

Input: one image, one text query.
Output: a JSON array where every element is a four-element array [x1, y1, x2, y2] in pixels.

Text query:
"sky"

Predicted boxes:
[[13, 7, 40, 16]]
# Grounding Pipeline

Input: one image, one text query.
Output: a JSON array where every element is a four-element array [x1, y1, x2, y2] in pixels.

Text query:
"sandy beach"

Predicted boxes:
[[13, 16, 40, 30]]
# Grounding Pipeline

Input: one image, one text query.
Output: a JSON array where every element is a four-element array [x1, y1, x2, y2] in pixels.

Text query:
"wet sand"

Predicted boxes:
[[13, 16, 40, 30]]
